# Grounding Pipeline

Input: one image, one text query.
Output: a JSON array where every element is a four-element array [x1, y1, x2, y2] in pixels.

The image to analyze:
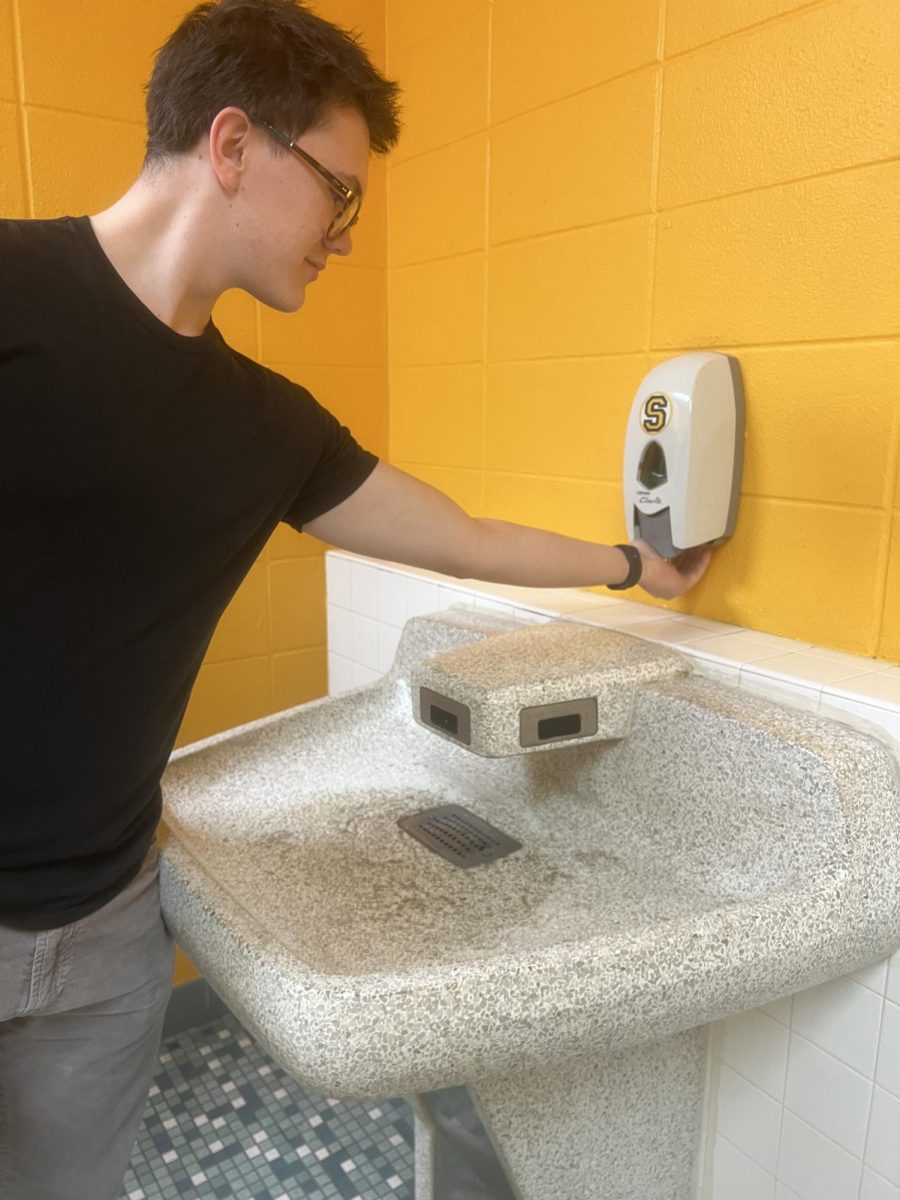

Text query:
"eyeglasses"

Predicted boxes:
[[258, 120, 362, 241]]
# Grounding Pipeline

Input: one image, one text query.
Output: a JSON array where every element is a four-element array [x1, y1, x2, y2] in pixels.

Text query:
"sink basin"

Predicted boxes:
[[159, 609, 900, 1106]]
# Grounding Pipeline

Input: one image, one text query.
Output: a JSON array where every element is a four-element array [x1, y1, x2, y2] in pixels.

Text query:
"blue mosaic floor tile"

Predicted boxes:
[[119, 1011, 414, 1200]]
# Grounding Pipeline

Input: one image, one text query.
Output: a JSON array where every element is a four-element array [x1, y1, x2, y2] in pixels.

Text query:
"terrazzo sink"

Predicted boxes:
[[159, 609, 900, 1200]]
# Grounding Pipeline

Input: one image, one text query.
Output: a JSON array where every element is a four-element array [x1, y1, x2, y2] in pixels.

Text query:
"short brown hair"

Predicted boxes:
[[144, 0, 401, 163]]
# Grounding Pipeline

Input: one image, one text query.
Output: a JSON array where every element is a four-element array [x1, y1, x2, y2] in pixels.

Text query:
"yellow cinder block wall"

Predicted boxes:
[[386, 0, 900, 660], [0, 0, 388, 983], [5, 0, 899, 983]]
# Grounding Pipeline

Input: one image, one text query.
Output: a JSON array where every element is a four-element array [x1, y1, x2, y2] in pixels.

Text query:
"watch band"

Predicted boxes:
[[607, 543, 643, 590]]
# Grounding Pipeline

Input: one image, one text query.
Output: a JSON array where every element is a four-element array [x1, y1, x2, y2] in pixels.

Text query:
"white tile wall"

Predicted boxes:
[[324, 550, 900, 1200]]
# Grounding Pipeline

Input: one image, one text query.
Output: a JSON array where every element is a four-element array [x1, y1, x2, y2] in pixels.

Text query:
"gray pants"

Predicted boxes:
[[0, 843, 174, 1200]]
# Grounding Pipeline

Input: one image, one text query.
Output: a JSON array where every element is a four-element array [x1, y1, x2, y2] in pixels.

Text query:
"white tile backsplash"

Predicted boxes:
[[865, 1088, 900, 1187], [326, 604, 353, 659], [819, 693, 900, 745], [852, 959, 889, 995], [861, 1168, 900, 1200], [350, 561, 380, 619], [714, 1063, 783, 1174], [710, 1135, 776, 1200], [437, 585, 473, 612], [406, 577, 441, 618], [739, 668, 821, 713], [626, 617, 721, 646], [325, 554, 353, 611], [717, 1010, 790, 1101], [565, 600, 663, 629], [326, 651, 355, 696], [790, 976, 883, 1077], [324, 550, 900, 1200], [377, 621, 403, 674], [686, 632, 807, 668], [473, 597, 517, 616], [840, 670, 900, 709], [377, 569, 408, 628], [679, 614, 745, 636], [778, 1112, 863, 1200], [762, 995, 793, 1025], [888, 958, 900, 1006], [350, 612, 379, 672], [691, 658, 742, 684], [775, 1185, 805, 1200], [784, 1033, 871, 1157], [875, 1001, 900, 1100]]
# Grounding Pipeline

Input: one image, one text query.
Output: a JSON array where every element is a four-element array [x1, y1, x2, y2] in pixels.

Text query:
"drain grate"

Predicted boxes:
[[397, 804, 522, 868]]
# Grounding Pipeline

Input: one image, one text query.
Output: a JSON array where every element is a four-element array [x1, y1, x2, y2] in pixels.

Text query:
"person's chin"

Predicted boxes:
[[254, 282, 307, 313]]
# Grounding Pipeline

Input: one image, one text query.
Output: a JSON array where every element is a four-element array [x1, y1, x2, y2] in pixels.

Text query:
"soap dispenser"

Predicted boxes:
[[623, 351, 745, 557]]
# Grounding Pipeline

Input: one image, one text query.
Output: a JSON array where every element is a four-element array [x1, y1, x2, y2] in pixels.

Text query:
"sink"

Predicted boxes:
[[159, 609, 900, 1200]]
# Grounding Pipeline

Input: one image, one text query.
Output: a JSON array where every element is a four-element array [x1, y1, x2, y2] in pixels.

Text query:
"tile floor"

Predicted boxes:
[[120, 1011, 415, 1199]]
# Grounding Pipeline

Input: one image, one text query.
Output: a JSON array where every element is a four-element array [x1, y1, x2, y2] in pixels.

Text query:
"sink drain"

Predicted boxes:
[[397, 804, 522, 868]]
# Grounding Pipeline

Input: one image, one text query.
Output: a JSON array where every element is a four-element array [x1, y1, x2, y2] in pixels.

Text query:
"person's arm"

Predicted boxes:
[[304, 462, 710, 600]]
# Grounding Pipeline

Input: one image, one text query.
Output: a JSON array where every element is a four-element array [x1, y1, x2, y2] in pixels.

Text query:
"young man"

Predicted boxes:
[[0, 1, 709, 1196]]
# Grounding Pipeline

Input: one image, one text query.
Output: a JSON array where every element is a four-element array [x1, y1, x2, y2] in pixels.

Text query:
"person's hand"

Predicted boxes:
[[631, 538, 712, 600]]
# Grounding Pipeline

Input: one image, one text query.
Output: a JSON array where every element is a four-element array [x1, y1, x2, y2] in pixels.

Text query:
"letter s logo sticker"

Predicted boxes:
[[641, 393, 671, 435]]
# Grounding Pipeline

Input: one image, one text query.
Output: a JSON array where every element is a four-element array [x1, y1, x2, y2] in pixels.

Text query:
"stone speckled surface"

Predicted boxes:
[[412, 621, 687, 755], [159, 610, 900, 1105], [468, 1027, 708, 1200]]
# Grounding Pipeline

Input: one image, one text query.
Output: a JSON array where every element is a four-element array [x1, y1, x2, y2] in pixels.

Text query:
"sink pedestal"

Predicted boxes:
[[411, 1027, 708, 1200]]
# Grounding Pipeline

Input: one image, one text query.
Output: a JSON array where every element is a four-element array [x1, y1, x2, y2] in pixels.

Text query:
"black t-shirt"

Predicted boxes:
[[0, 216, 378, 930]]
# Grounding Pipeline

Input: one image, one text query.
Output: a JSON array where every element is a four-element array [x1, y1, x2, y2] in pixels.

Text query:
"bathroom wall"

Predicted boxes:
[[384, 0, 900, 661], [2, 0, 388, 998], [0, 0, 388, 750], [326, 548, 900, 1200], [0, 0, 388, 982]]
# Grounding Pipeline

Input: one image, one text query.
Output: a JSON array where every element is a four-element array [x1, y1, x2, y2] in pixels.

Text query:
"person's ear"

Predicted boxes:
[[208, 107, 255, 193]]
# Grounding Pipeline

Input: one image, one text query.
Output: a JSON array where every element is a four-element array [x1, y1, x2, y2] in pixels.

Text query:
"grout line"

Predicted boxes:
[[264, 551, 275, 711], [266, 360, 388, 372], [203, 645, 324, 669], [646, 0, 665, 365], [393, 47, 681, 169], [777, 1105, 867, 1166], [10, 0, 34, 218], [385, 137, 394, 460], [665, 0, 839, 64], [390, 464, 891, 515], [386, 331, 900, 364], [695, 1018, 715, 1200], [387, 0, 849, 183], [18, 99, 144, 129], [871, 363, 900, 658], [773, 1004, 793, 1185], [268, 645, 326, 658], [660, 151, 900, 217], [478, 1, 492, 516], [386, 2, 489, 70], [390, 157, 899, 265], [714, 1131, 778, 1192], [858, 989, 887, 1199]]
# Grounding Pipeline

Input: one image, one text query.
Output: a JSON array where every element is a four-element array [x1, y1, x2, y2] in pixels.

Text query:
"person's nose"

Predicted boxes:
[[323, 227, 353, 257]]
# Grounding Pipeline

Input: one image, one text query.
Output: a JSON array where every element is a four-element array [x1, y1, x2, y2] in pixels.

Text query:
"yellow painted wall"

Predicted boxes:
[[0, 0, 388, 982], [6, 0, 898, 980], [385, 0, 900, 660]]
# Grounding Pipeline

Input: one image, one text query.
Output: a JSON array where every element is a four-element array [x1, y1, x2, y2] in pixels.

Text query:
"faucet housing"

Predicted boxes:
[[412, 620, 689, 756]]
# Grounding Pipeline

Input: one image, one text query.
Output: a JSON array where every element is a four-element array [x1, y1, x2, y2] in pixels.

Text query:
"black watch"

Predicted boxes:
[[607, 543, 643, 590]]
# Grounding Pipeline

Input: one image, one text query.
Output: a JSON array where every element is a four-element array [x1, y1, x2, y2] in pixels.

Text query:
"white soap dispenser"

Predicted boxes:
[[623, 352, 744, 557]]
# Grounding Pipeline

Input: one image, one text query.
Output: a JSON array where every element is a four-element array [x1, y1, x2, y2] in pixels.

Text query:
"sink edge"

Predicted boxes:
[[159, 833, 900, 1098]]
